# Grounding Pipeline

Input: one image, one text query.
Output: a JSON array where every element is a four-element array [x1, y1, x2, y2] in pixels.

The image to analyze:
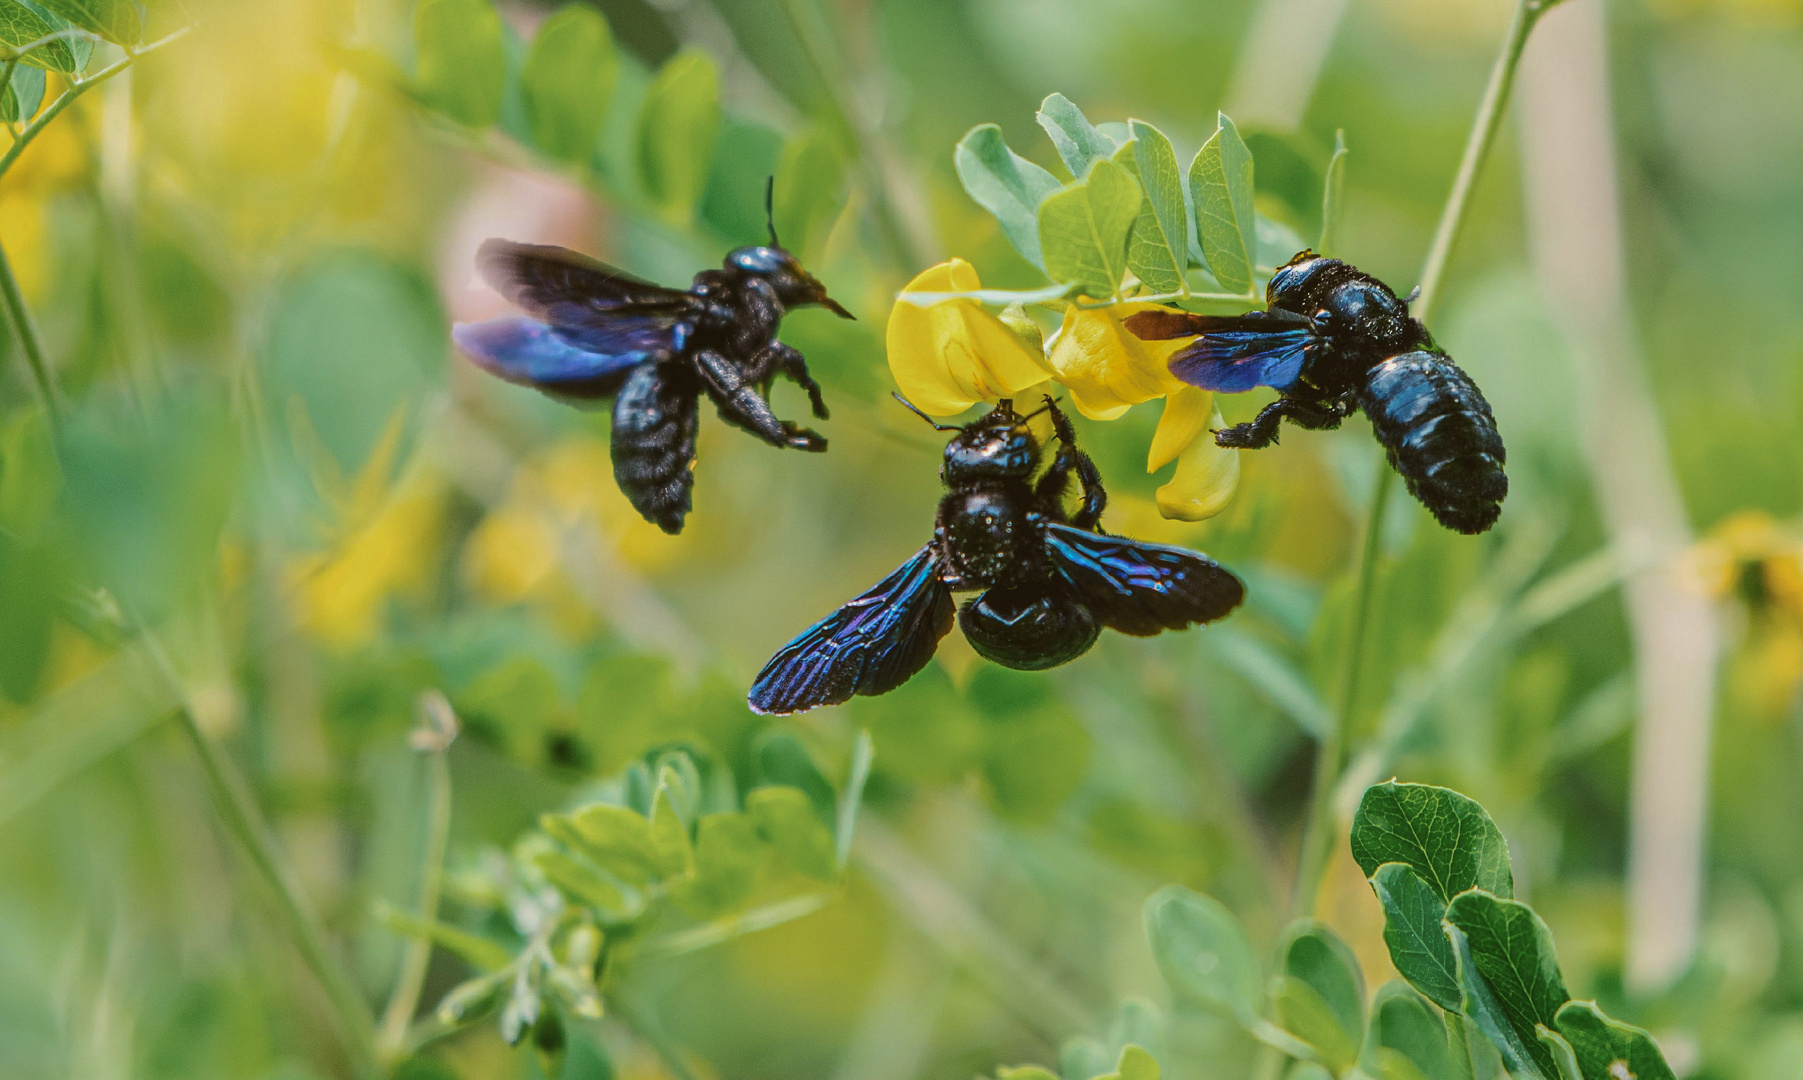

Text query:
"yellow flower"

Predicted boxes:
[[1045, 302, 1189, 420], [290, 471, 446, 649], [886, 259, 1053, 415], [1153, 390, 1241, 522], [1683, 509, 1803, 617]]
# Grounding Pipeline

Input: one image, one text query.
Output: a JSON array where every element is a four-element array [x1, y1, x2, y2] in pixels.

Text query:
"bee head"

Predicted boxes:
[[723, 177, 855, 318], [940, 399, 1041, 483]]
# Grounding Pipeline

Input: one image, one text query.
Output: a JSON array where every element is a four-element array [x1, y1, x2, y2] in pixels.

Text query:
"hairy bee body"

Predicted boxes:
[[1127, 251, 1508, 534]]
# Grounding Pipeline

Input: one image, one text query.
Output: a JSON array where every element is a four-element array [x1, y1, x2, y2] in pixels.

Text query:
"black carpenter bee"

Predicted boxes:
[[453, 184, 853, 534], [1126, 251, 1507, 534], [748, 395, 1245, 715]]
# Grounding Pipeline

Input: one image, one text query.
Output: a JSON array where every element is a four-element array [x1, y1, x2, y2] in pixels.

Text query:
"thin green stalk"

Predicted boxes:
[[1414, 0, 1550, 325], [376, 694, 458, 1063], [1288, 0, 1550, 919], [0, 238, 59, 430], [0, 28, 190, 182], [134, 624, 379, 1078], [173, 705, 382, 1078]]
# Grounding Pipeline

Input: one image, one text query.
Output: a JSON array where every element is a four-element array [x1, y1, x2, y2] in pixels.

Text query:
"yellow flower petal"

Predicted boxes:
[[1148, 386, 1215, 472], [1156, 402, 1240, 521], [1045, 302, 1189, 420], [886, 259, 1053, 415]]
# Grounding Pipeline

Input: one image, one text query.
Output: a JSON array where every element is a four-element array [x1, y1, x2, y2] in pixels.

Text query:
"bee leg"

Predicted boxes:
[[751, 341, 830, 421], [694, 348, 826, 452], [1035, 402, 1108, 530], [1283, 396, 1355, 431], [1214, 400, 1290, 448]]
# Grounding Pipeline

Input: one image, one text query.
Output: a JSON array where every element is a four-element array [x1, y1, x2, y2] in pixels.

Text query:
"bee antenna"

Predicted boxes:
[[1020, 396, 1062, 421], [764, 175, 780, 249], [892, 392, 960, 431]]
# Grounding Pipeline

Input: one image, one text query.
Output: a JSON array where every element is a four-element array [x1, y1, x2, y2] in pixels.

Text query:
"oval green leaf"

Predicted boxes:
[[1142, 884, 1260, 1023], [1036, 92, 1117, 178], [1367, 982, 1461, 1080], [0, 60, 44, 122], [1119, 120, 1189, 293], [0, 0, 91, 73], [1552, 1001, 1678, 1080], [637, 48, 721, 224], [414, 0, 505, 128], [1350, 781, 1514, 903], [955, 123, 1062, 271], [522, 3, 618, 164], [29, 0, 131, 43], [1038, 157, 1141, 300], [773, 126, 847, 261], [1369, 862, 1461, 1011], [1445, 890, 1568, 1079], [1188, 112, 1256, 295]]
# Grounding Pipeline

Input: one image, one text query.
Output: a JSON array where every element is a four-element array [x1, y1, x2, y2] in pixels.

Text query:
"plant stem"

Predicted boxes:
[[173, 704, 383, 1077], [1291, 467, 1392, 917], [0, 27, 190, 182], [376, 700, 457, 1063], [1413, 0, 1548, 325], [1288, 0, 1549, 919], [0, 238, 59, 431]]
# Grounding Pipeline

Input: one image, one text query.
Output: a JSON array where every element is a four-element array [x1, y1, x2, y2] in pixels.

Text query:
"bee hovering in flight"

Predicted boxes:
[[1127, 251, 1507, 534], [748, 395, 1245, 715], [453, 181, 853, 534]]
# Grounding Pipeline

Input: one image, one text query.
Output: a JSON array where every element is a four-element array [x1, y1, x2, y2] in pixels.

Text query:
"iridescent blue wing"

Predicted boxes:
[[453, 317, 659, 401], [476, 239, 697, 356], [1124, 308, 1316, 393], [749, 545, 954, 715], [1043, 523, 1244, 636]]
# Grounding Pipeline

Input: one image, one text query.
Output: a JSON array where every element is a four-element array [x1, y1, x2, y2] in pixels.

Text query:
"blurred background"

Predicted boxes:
[[2, 0, 1802, 1076]]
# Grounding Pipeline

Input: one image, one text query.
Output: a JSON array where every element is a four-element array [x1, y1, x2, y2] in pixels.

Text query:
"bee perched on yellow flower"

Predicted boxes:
[[886, 96, 1322, 522]]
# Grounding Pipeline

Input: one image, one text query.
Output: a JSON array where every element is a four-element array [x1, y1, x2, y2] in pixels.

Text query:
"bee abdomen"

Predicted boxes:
[[1360, 351, 1507, 534], [611, 362, 700, 534]]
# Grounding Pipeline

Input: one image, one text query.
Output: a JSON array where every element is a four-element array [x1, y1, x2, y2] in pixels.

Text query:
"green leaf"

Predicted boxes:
[[1060, 1040, 1112, 1080], [1369, 863, 1462, 1011], [772, 126, 847, 260], [835, 728, 873, 868], [1036, 93, 1118, 177], [1446, 922, 1544, 1079], [754, 731, 836, 823], [747, 785, 836, 881], [1105, 1000, 1166, 1069], [534, 850, 641, 921], [1367, 982, 1461, 1080], [550, 804, 661, 884], [955, 123, 1062, 270], [1552, 1001, 1678, 1080], [1109, 138, 1178, 294], [1111, 1045, 1160, 1080], [29, 0, 132, 43], [650, 766, 696, 876], [1446, 891, 1565, 1079], [521, 3, 618, 164], [1188, 113, 1256, 295], [1319, 129, 1347, 256], [1365, 1050, 1435, 1080], [1535, 1026, 1585, 1080], [1128, 120, 1191, 292], [1143, 884, 1260, 1023], [1280, 920, 1365, 1044], [414, 0, 506, 129], [0, 0, 91, 73], [1271, 975, 1359, 1070], [1038, 157, 1140, 300], [680, 812, 761, 915], [1350, 782, 1514, 903], [0, 61, 44, 122], [378, 904, 513, 971], [637, 48, 721, 224]]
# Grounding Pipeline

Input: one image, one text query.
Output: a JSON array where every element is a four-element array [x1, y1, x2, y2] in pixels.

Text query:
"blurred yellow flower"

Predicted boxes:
[[0, 101, 90, 303], [1686, 510, 1803, 717], [462, 437, 679, 608], [886, 259, 1052, 415], [290, 472, 446, 649]]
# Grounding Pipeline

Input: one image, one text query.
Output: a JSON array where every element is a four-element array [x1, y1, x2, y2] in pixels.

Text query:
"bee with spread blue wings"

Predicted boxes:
[[748, 396, 1245, 715], [453, 187, 853, 534], [1126, 250, 1507, 534]]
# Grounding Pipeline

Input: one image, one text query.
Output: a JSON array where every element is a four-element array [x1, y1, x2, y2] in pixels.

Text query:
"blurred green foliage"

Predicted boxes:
[[1, 0, 1802, 1079]]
